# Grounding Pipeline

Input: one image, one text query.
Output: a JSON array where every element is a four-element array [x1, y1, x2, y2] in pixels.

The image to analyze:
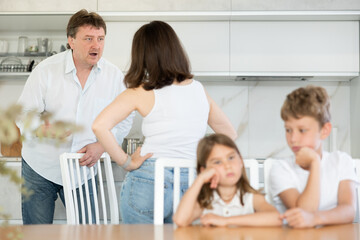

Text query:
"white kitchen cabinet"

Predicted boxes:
[[171, 22, 229, 73], [232, 0, 360, 11], [350, 76, 360, 158], [0, 0, 96, 12], [0, 160, 126, 224], [230, 21, 359, 76], [103, 21, 230, 74], [98, 0, 230, 12], [0, 161, 22, 224], [0, 161, 66, 224]]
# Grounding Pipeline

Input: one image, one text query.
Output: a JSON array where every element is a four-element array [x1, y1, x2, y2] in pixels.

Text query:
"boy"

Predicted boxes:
[[270, 85, 358, 228]]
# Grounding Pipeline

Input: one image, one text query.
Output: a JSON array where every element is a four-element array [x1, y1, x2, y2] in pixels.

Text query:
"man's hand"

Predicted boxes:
[[36, 120, 71, 140], [78, 142, 105, 167], [281, 208, 317, 228]]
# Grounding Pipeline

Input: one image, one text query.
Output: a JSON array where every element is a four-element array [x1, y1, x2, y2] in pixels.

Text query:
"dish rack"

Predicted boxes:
[[0, 56, 29, 72]]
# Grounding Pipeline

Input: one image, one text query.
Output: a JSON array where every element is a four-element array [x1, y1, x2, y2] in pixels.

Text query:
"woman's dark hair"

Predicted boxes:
[[124, 21, 193, 90], [66, 9, 106, 49], [196, 134, 258, 209]]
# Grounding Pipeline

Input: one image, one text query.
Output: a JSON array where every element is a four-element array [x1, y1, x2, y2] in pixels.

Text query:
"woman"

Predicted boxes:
[[92, 21, 237, 223]]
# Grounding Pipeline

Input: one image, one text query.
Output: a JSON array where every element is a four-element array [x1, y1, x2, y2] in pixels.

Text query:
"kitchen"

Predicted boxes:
[[0, 0, 359, 228]]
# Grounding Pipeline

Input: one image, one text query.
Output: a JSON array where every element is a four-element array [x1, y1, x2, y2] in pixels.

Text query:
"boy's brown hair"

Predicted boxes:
[[196, 134, 258, 209], [281, 85, 331, 127]]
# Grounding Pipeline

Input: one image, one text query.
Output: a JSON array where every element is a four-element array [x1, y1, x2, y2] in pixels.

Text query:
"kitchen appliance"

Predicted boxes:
[[123, 138, 142, 155], [0, 57, 27, 72]]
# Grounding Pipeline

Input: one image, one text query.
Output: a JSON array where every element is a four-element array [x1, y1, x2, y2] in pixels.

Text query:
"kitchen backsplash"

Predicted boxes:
[[125, 80, 351, 159], [0, 77, 351, 160]]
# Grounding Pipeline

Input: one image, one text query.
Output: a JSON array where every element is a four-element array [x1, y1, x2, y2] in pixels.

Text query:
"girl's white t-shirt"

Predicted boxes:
[[202, 190, 254, 217]]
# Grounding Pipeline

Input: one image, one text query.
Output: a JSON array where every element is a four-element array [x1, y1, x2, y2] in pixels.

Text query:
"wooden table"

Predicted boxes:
[[0, 223, 359, 240]]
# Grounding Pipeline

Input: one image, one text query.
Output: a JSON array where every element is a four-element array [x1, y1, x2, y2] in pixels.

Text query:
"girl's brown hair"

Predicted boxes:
[[196, 134, 258, 209], [281, 85, 331, 127], [124, 21, 193, 90]]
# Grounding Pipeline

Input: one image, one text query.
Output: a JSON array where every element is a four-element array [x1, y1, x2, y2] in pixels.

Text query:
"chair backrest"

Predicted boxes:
[[243, 159, 259, 190], [154, 158, 196, 225], [353, 159, 360, 222], [60, 152, 119, 225], [263, 158, 276, 205]]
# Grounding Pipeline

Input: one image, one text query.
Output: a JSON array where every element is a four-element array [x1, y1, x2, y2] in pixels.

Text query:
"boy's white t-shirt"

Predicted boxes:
[[269, 151, 358, 213], [202, 190, 254, 217]]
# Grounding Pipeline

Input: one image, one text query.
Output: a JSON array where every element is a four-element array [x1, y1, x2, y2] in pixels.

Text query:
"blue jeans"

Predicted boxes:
[[120, 158, 190, 224], [21, 158, 97, 224]]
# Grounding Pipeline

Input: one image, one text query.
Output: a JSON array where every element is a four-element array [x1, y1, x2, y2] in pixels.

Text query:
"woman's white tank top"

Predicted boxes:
[[140, 80, 209, 160]]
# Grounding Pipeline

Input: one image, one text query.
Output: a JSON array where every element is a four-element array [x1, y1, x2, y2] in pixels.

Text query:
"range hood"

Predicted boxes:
[[234, 76, 311, 81], [193, 72, 359, 82]]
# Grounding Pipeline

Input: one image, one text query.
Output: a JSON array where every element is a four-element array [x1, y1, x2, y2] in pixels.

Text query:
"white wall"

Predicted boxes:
[[125, 80, 352, 159]]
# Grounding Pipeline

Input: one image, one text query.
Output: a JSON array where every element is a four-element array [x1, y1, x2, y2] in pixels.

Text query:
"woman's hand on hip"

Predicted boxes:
[[127, 147, 153, 171]]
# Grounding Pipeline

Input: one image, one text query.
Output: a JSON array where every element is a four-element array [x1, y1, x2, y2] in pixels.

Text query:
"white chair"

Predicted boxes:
[[154, 158, 196, 225], [353, 159, 360, 222], [244, 159, 260, 190], [60, 152, 119, 225], [263, 158, 276, 205]]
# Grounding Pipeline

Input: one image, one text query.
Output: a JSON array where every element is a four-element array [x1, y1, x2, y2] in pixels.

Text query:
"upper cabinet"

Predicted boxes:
[[0, 0, 359, 80], [232, 0, 360, 11], [230, 21, 359, 77], [98, 0, 230, 11], [0, 0, 96, 12], [103, 21, 230, 74]]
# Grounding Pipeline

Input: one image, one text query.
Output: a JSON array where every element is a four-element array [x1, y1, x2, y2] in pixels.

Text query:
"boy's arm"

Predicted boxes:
[[279, 148, 321, 211], [282, 180, 356, 228], [200, 193, 282, 227]]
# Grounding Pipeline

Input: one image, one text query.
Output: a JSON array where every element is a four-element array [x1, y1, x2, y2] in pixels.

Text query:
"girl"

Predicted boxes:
[[173, 134, 282, 227]]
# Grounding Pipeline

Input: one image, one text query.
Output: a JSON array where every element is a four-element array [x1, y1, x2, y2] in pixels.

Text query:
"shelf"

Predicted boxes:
[[0, 10, 359, 31], [0, 52, 48, 57], [0, 72, 30, 78]]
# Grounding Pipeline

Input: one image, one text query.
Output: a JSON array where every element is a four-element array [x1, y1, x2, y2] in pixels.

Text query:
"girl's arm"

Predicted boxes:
[[201, 193, 282, 227], [227, 193, 282, 226], [205, 91, 237, 140], [92, 88, 152, 171], [173, 168, 219, 227], [282, 180, 356, 228]]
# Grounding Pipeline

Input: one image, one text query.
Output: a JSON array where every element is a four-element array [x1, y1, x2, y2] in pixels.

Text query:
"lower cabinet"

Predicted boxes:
[[0, 161, 126, 224], [0, 161, 22, 224]]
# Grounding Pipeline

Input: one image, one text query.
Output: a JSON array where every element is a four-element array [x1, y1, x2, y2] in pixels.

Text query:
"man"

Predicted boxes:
[[17, 9, 133, 224]]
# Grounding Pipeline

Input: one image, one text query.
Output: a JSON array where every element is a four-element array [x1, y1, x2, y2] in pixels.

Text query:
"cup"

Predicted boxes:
[[0, 40, 8, 54], [37, 38, 49, 53], [17, 36, 28, 55]]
